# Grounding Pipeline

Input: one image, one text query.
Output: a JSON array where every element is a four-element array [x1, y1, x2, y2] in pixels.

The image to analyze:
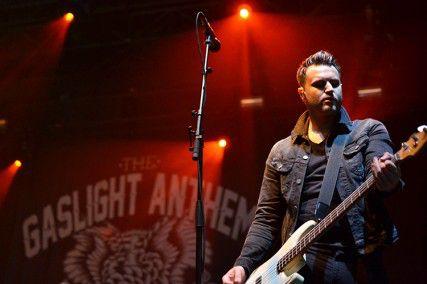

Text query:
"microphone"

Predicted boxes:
[[200, 15, 221, 52]]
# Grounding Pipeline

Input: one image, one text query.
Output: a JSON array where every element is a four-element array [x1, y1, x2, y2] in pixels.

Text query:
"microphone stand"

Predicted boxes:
[[189, 34, 216, 284]]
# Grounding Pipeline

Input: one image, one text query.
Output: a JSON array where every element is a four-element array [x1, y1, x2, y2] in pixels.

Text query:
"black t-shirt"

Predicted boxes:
[[296, 139, 355, 257]]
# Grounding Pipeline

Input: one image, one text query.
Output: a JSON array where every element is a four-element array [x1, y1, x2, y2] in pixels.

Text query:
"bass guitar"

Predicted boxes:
[[245, 125, 427, 284]]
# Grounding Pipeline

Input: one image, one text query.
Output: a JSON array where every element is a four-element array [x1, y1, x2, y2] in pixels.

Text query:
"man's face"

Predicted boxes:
[[298, 64, 342, 115]]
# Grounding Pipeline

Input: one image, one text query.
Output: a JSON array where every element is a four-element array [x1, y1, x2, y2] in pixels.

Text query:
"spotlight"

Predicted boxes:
[[14, 160, 22, 168], [239, 6, 250, 19], [240, 97, 264, 108], [357, 87, 382, 98], [218, 139, 227, 148], [64, 12, 74, 22], [0, 119, 6, 132]]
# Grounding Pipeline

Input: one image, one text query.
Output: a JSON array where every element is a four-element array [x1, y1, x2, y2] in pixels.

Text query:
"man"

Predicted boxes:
[[222, 51, 401, 284]]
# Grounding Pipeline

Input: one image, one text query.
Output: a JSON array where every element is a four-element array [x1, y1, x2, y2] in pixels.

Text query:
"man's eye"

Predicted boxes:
[[312, 80, 327, 89], [311, 79, 341, 89], [330, 79, 341, 88]]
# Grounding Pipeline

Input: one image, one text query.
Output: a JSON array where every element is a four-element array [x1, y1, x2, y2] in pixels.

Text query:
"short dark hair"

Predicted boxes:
[[296, 50, 341, 86]]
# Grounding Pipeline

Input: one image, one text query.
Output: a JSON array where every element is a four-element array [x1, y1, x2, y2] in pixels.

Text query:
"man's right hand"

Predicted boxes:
[[222, 266, 246, 284]]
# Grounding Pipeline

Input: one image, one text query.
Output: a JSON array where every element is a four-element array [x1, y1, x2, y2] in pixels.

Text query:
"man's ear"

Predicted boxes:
[[298, 86, 306, 103]]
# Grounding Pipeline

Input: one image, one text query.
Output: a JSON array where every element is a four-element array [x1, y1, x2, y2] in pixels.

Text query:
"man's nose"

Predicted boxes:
[[324, 81, 334, 93]]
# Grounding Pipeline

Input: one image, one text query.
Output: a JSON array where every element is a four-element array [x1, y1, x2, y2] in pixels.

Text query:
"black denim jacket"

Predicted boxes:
[[234, 108, 401, 276]]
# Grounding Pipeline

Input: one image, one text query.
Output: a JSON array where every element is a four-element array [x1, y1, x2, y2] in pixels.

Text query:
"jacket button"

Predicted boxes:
[[296, 178, 302, 184], [303, 155, 309, 160]]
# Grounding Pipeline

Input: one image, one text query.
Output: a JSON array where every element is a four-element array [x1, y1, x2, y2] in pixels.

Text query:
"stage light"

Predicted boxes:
[[14, 160, 22, 168], [218, 139, 227, 148], [64, 12, 74, 23], [239, 7, 250, 19], [357, 87, 382, 98], [240, 97, 264, 108], [0, 119, 6, 133]]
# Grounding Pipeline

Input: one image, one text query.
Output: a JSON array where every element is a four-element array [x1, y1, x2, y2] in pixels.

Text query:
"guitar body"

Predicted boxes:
[[245, 220, 317, 284]]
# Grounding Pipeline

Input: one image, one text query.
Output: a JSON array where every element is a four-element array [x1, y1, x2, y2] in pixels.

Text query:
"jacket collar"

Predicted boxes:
[[291, 107, 352, 144]]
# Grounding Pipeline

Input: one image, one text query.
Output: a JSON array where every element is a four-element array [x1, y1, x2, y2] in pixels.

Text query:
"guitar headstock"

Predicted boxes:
[[396, 125, 427, 161]]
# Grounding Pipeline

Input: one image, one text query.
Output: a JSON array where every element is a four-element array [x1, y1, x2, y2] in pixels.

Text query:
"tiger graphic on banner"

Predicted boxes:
[[62, 217, 212, 284]]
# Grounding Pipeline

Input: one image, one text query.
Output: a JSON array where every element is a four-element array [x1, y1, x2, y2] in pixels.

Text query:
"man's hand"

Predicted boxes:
[[222, 266, 246, 284], [371, 152, 400, 193]]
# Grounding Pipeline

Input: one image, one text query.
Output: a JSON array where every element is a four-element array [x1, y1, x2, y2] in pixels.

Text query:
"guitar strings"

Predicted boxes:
[[277, 175, 374, 269], [255, 175, 375, 282]]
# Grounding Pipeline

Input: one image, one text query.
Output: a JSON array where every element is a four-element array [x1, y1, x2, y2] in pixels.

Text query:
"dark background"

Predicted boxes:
[[0, 0, 426, 282]]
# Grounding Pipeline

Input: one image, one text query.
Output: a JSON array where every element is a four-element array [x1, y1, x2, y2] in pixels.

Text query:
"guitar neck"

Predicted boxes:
[[277, 174, 375, 270], [311, 153, 400, 244], [308, 174, 375, 244]]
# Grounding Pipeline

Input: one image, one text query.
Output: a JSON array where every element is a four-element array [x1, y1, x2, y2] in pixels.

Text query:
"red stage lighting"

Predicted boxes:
[[64, 12, 74, 23], [218, 139, 227, 148], [1, 161, 22, 205], [239, 6, 250, 19]]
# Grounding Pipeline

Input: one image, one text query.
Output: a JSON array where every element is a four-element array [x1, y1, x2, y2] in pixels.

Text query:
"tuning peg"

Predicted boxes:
[[417, 125, 427, 132], [401, 142, 409, 150], [411, 134, 419, 141]]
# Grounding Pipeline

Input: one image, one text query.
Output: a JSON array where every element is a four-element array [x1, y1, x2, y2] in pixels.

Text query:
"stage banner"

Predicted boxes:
[[0, 140, 257, 283]]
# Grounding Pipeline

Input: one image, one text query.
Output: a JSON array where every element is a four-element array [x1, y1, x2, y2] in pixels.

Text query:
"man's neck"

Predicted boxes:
[[308, 112, 337, 144]]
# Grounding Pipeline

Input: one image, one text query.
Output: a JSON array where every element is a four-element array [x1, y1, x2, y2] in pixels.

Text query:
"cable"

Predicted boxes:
[[195, 12, 205, 70]]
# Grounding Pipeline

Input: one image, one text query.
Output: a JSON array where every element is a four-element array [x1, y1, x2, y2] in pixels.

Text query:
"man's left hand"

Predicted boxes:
[[371, 152, 400, 193]]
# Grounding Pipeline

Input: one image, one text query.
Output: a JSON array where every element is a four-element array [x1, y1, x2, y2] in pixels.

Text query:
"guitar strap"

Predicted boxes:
[[314, 124, 352, 221]]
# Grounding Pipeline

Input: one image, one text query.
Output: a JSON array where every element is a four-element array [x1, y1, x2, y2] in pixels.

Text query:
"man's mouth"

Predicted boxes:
[[322, 98, 335, 103]]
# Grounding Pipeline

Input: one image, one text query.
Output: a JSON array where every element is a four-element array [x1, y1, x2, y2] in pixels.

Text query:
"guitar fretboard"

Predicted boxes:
[[277, 174, 376, 272]]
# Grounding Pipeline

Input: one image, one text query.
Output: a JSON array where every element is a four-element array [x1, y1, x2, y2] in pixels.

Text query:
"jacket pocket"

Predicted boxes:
[[343, 135, 369, 177], [271, 157, 294, 174], [271, 157, 295, 197], [343, 135, 369, 156]]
